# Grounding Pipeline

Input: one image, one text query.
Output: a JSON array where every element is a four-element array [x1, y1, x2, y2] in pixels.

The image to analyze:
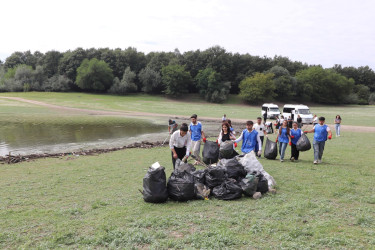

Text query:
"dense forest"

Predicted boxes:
[[0, 46, 374, 104]]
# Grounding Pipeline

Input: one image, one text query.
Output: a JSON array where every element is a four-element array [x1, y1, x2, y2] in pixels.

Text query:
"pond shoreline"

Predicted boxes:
[[0, 141, 167, 164]]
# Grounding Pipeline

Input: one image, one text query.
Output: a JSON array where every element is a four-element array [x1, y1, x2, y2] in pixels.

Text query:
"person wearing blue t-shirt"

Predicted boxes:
[[189, 114, 206, 165], [290, 121, 303, 161], [304, 117, 332, 164], [234, 120, 262, 155], [276, 120, 291, 162]]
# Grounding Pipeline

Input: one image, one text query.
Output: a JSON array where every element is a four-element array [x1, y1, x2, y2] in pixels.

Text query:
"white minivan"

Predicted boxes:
[[282, 104, 313, 124], [261, 103, 280, 119]]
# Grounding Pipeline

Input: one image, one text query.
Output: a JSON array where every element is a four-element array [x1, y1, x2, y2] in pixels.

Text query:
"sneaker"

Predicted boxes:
[[313, 160, 318, 164], [291, 157, 295, 162], [280, 159, 284, 162], [318, 159, 322, 164]]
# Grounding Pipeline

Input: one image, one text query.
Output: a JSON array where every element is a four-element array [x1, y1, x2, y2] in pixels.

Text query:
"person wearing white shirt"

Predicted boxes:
[[253, 117, 267, 157], [169, 123, 192, 169]]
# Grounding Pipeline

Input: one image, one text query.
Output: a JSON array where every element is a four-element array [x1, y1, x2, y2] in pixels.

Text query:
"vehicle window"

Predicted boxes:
[[269, 108, 279, 112], [283, 108, 293, 113], [298, 109, 310, 114], [262, 107, 267, 111]]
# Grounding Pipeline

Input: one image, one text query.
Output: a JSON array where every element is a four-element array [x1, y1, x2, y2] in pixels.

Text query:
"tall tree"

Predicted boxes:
[[239, 73, 276, 103], [39, 50, 63, 78], [161, 64, 192, 96], [195, 67, 231, 103], [295, 66, 354, 104], [139, 67, 163, 94], [76, 58, 113, 91]]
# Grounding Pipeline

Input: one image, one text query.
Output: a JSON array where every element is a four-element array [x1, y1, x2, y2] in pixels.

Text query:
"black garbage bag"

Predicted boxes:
[[252, 171, 269, 194], [240, 173, 259, 197], [192, 170, 205, 184], [202, 141, 219, 164], [212, 180, 243, 200], [143, 166, 168, 203], [204, 165, 227, 189], [195, 182, 210, 200], [219, 141, 234, 159], [217, 158, 246, 180], [296, 133, 311, 152], [264, 138, 278, 160], [175, 159, 196, 173], [167, 170, 195, 201]]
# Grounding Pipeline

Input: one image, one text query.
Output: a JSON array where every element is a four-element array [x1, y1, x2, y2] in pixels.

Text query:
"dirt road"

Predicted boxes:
[[1, 96, 374, 133]]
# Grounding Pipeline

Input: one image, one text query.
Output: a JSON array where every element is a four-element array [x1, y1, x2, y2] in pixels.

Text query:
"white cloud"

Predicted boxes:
[[1, 0, 374, 69]]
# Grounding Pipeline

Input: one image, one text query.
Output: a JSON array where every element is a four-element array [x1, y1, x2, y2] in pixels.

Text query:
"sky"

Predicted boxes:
[[1, 0, 375, 69]]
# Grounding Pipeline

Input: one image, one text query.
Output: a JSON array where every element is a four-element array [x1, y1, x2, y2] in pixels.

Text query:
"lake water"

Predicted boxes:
[[0, 119, 165, 156], [0, 117, 226, 157]]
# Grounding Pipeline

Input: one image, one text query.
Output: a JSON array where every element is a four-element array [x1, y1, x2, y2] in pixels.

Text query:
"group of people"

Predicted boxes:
[[168, 113, 342, 167]]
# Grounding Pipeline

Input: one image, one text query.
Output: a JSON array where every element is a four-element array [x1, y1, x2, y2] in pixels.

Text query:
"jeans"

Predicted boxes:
[[335, 124, 340, 136], [313, 140, 325, 161], [279, 142, 288, 160]]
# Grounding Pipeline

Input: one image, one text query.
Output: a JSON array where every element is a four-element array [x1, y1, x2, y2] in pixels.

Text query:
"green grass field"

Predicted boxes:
[[0, 131, 374, 248], [0, 92, 375, 248], [1, 92, 374, 127]]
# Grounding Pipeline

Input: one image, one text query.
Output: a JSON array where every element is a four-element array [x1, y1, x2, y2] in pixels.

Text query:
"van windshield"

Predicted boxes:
[[269, 108, 279, 112], [283, 108, 294, 113], [298, 109, 310, 114]]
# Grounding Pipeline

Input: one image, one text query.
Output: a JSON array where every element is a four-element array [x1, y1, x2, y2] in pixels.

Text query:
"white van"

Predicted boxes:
[[282, 104, 313, 124], [261, 103, 280, 119]]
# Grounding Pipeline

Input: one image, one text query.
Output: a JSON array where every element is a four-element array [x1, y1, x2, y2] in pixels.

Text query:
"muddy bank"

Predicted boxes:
[[0, 141, 167, 165]]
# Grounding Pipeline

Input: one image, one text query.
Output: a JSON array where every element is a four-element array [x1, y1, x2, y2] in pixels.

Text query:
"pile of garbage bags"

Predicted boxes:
[[142, 152, 276, 203]]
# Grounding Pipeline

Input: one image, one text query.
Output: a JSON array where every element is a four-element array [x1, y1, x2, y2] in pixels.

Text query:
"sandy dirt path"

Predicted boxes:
[[1, 96, 374, 133]]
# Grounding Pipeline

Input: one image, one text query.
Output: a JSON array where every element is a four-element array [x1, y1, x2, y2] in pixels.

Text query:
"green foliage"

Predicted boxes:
[[108, 67, 137, 94], [195, 67, 231, 103], [44, 75, 72, 92], [59, 48, 88, 82], [368, 93, 375, 105], [266, 66, 296, 101], [139, 67, 163, 94], [39, 50, 63, 78], [161, 64, 192, 96], [354, 84, 370, 104], [76, 58, 114, 91], [333, 64, 375, 91], [239, 72, 276, 103], [295, 66, 354, 104]]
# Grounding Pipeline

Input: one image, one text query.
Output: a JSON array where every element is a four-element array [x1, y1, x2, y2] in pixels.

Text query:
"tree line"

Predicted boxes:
[[0, 46, 374, 104]]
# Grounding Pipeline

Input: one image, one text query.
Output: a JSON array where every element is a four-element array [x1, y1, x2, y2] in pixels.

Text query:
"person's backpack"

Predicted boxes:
[[264, 138, 278, 159], [296, 133, 311, 151], [202, 141, 219, 164]]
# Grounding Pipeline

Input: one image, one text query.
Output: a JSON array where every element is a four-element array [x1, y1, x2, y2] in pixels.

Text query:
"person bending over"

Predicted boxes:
[[169, 123, 191, 169]]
